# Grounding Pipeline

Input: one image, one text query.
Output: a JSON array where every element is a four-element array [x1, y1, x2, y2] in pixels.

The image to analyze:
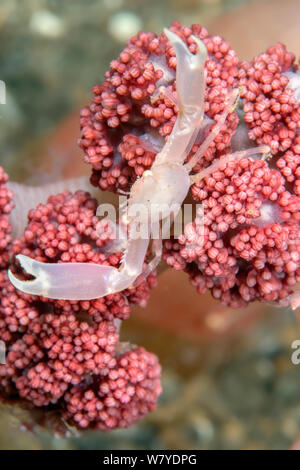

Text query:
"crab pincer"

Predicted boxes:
[[8, 253, 117, 300]]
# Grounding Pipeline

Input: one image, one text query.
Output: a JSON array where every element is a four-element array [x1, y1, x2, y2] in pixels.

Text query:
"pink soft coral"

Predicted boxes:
[[0, 184, 161, 432], [1, 21, 300, 433]]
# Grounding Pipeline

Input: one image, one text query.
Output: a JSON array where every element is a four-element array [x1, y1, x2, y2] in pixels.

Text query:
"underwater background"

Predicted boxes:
[[1, 0, 300, 450]]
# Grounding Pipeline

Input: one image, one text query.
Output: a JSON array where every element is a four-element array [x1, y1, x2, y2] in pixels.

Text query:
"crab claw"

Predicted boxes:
[[8, 254, 116, 300], [163, 28, 207, 113], [8, 254, 48, 297]]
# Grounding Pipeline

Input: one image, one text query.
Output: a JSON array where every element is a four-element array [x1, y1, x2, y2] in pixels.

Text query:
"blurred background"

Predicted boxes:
[[1, 0, 300, 450]]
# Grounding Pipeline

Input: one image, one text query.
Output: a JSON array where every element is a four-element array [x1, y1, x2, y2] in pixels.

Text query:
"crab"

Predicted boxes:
[[8, 29, 269, 301]]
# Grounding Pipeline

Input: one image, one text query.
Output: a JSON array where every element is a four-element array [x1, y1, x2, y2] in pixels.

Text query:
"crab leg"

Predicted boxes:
[[185, 88, 240, 172], [131, 232, 163, 289], [190, 145, 271, 184]]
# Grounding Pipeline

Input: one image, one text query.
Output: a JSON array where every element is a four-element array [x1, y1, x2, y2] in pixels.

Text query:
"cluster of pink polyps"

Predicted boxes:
[[79, 22, 240, 190], [0, 21, 299, 432], [79, 22, 299, 308], [0, 185, 160, 432]]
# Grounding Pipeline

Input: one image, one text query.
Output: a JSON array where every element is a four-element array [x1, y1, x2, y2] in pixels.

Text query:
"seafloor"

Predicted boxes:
[[1, 0, 300, 450]]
